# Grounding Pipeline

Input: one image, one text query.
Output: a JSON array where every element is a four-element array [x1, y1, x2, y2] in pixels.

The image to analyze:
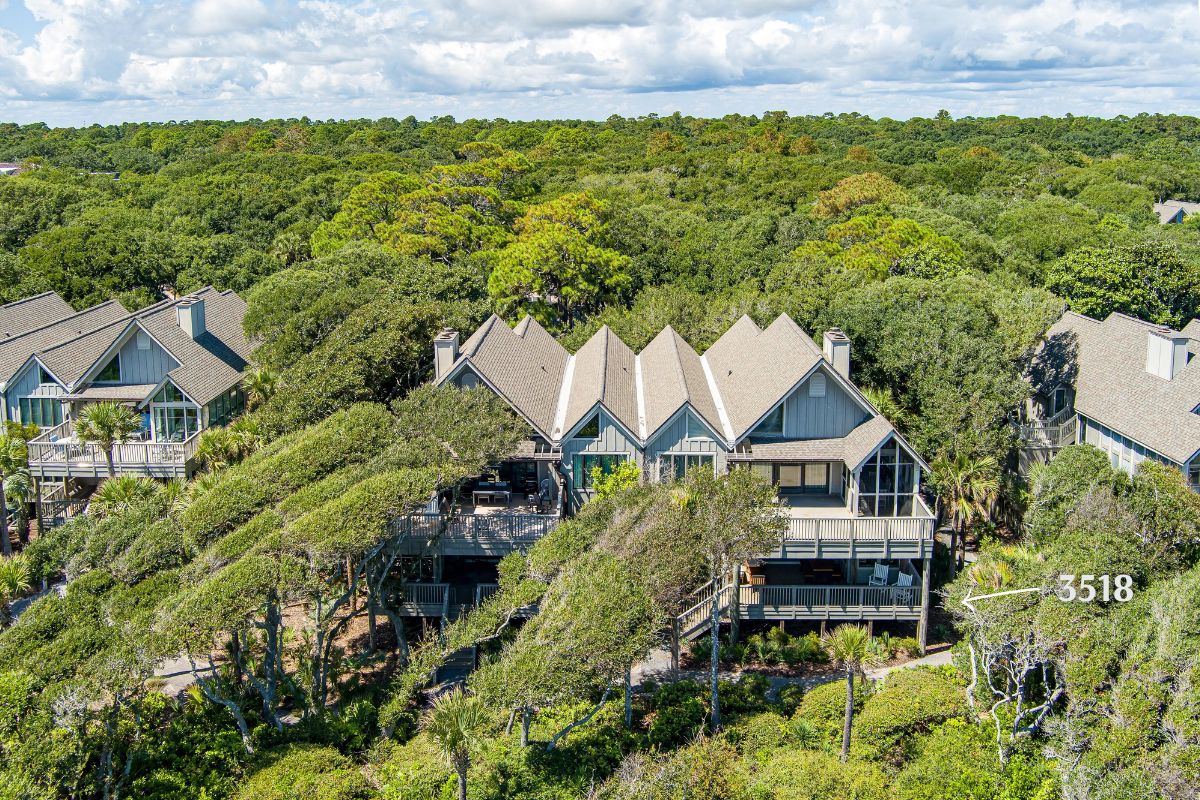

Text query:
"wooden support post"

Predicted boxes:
[[866, 620, 874, 636], [917, 556, 932, 654], [819, 619, 827, 637]]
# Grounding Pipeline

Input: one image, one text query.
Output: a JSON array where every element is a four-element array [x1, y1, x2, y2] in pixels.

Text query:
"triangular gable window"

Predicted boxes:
[[575, 414, 600, 439], [96, 355, 120, 382], [685, 412, 712, 440]]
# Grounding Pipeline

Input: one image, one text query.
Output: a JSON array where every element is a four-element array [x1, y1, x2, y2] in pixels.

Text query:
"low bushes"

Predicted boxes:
[[853, 667, 969, 764], [752, 749, 891, 800], [232, 744, 373, 800], [794, 679, 871, 745]]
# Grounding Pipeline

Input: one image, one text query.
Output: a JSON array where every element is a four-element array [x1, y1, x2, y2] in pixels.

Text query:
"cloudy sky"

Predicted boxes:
[[0, 0, 1196, 125]]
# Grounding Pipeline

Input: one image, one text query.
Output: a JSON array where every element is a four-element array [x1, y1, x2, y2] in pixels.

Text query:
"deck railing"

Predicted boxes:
[[28, 420, 201, 474], [1013, 408, 1078, 449], [778, 497, 935, 557], [738, 583, 919, 611], [387, 511, 559, 544]]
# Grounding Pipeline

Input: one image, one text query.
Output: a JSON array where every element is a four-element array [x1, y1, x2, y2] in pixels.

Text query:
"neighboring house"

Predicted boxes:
[[17, 287, 252, 485], [1153, 199, 1200, 224], [0, 291, 75, 338], [394, 314, 937, 657], [1020, 311, 1200, 489]]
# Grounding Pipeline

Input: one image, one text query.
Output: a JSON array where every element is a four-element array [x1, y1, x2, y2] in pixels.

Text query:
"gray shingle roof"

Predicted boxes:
[[0, 292, 74, 339], [639, 326, 723, 439], [1154, 199, 1200, 224], [560, 326, 639, 438], [1034, 311, 1200, 464], [731, 415, 894, 469], [457, 314, 568, 437], [26, 288, 250, 406], [441, 314, 908, 462], [0, 300, 129, 385], [705, 314, 824, 440], [146, 289, 253, 405], [37, 298, 176, 387]]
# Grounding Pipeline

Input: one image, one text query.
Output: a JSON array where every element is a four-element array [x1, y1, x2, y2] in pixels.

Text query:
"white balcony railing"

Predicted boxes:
[[28, 420, 201, 476]]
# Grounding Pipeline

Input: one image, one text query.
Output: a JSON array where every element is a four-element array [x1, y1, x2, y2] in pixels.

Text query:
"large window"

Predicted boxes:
[[856, 440, 916, 517], [758, 405, 784, 435], [662, 453, 714, 480], [96, 356, 120, 382], [748, 462, 829, 493], [151, 381, 198, 442], [18, 397, 62, 428], [572, 453, 627, 490], [207, 387, 246, 428], [153, 406, 199, 442]]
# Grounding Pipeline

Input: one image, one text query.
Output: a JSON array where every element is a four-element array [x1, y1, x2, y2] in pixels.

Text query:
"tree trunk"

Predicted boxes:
[[729, 564, 741, 645], [0, 478, 10, 557], [623, 666, 633, 729], [456, 763, 468, 800], [520, 706, 531, 747], [368, 607, 377, 653], [841, 667, 854, 762], [709, 574, 722, 731], [947, 525, 958, 579], [669, 618, 680, 676], [104, 447, 116, 478]]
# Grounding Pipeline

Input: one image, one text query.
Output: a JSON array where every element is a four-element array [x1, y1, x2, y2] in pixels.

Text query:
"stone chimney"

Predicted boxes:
[[434, 329, 460, 381], [176, 297, 205, 339], [1146, 328, 1189, 380], [822, 329, 851, 380]]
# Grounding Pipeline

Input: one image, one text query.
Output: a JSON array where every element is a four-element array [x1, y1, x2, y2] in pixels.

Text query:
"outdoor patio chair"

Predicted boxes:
[[867, 563, 890, 586], [892, 572, 915, 604]]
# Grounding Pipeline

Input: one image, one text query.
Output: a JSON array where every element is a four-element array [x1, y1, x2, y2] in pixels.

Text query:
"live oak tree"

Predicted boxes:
[[674, 466, 784, 730]]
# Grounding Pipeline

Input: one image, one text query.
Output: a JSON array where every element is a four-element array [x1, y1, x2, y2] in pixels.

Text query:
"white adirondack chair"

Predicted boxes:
[[868, 563, 890, 586], [892, 572, 915, 604]]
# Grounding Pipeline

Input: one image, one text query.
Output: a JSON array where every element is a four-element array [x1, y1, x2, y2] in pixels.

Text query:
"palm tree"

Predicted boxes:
[[822, 624, 886, 762], [423, 690, 489, 800], [0, 555, 31, 626], [4, 469, 32, 546], [929, 451, 1000, 577], [91, 475, 157, 516], [243, 367, 278, 410], [0, 436, 29, 557], [74, 402, 141, 477]]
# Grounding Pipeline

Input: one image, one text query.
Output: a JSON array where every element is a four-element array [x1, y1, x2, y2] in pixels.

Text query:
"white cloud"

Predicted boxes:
[[0, 0, 1198, 123]]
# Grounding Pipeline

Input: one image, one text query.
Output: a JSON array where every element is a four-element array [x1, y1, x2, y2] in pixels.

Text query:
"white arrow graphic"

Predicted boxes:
[[961, 586, 1043, 613]]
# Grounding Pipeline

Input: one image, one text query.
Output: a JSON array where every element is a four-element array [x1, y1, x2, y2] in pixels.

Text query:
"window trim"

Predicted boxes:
[[572, 452, 629, 491], [661, 451, 716, 481]]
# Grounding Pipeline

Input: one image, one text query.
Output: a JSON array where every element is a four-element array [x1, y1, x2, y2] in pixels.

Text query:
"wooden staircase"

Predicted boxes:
[[435, 647, 477, 684], [676, 579, 732, 641]]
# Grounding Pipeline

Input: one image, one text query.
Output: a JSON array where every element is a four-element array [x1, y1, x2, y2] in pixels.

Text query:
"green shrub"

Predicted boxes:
[[720, 673, 771, 716], [775, 684, 805, 716], [752, 749, 890, 800], [376, 735, 450, 800], [853, 667, 969, 765], [649, 680, 708, 748], [723, 710, 795, 758], [182, 403, 394, 543], [233, 744, 373, 800], [794, 678, 871, 744]]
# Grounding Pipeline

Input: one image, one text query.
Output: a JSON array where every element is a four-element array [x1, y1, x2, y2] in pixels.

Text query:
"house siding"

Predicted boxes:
[[644, 410, 725, 480], [776, 366, 870, 439], [560, 409, 642, 509], [1079, 415, 1179, 475], [5, 362, 65, 423], [100, 331, 179, 385]]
